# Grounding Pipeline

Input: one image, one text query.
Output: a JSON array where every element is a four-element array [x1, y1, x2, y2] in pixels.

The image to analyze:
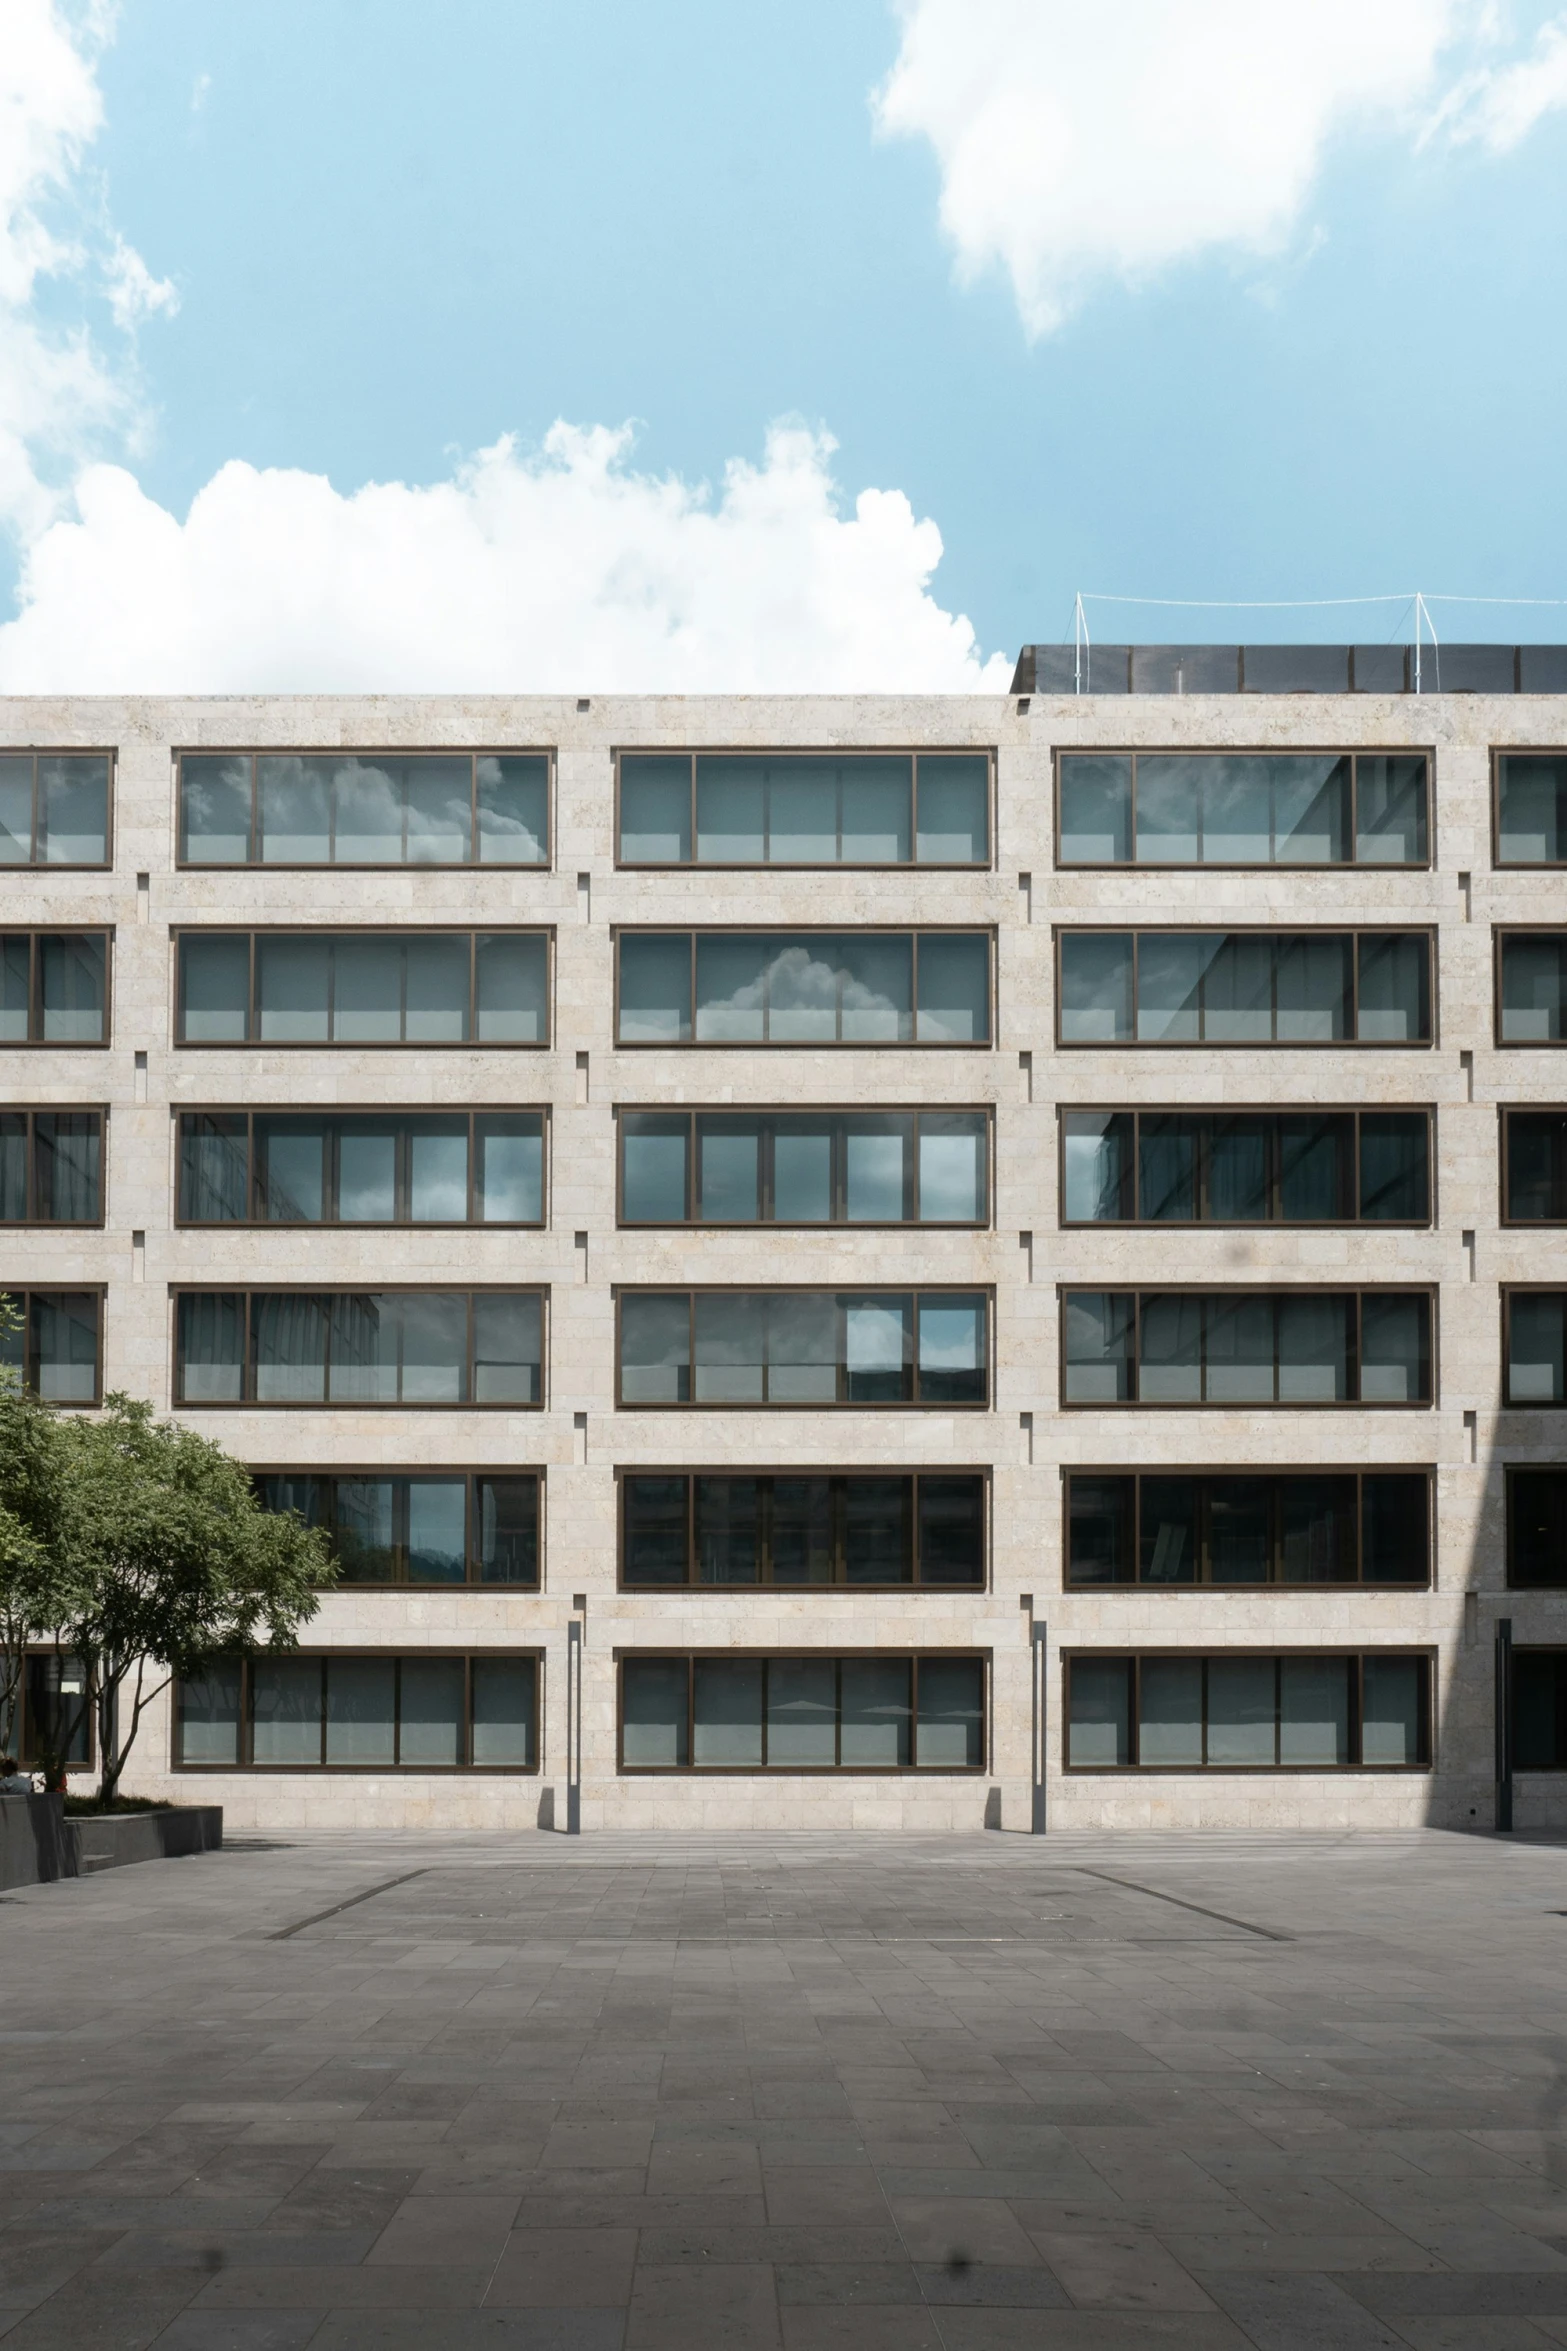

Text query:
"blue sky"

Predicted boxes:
[[2, 0, 1566, 687]]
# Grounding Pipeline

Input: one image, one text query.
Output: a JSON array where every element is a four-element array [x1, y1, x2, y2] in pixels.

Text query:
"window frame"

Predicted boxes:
[[1057, 1105, 1433, 1228], [1499, 1105, 1567, 1224], [1510, 1646, 1567, 1768], [0, 1286, 104, 1406], [0, 929, 113, 1048], [1058, 1286, 1438, 1411], [0, 1106, 107, 1227], [616, 1468, 989, 1590], [14, 1649, 96, 1770], [1501, 1287, 1567, 1408], [1053, 747, 1432, 871], [174, 749, 554, 869], [615, 1105, 992, 1228], [614, 1286, 993, 1411], [171, 926, 554, 1050], [1492, 749, 1567, 870], [1495, 928, 1567, 1049], [0, 751, 114, 870], [1062, 1467, 1435, 1590], [613, 748, 995, 871], [175, 1106, 549, 1228], [612, 927, 995, 1051], [615, 1650, 990, 1774], [250, 1466, 544, 1588], [171, 1286, 548, 1411], [1053, 926, 1436, 1050], [1061, 1649, 1435, 1772], [1504, 1465, 1567, 1589], [171, 1649, 543, 1772]]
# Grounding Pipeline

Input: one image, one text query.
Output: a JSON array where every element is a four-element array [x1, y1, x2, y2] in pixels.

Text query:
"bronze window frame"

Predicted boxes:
[[616, 1468, 988, 1590], [171, 1650, 543, 1772], [615, 1650, 990, 1774], [0, 1106, 107, 1227], [175, 1106, 548, 1228], [1495, 928, 1567, 1048], [1058, 1285, 1437, 1411], [174, 748, 554, 869], [1053, 926, 1437, 1050], [1061, 1649, 1435, 1772], [613, 748, 995, 871], [1057, 1104, 1434, 1228], [614, 1286, 993, 1411], [1501, 1287, 1567, 1408], [0, 751, 114, 870], [615, 1105, 992, 1228], [1492, 749, 1567, 869], [1509, 1647, 1567, 1769], [250, 1466, 544, 1589], [14, 1649, 95, 1770], [612, 927, 995, 1051], [171, 927, 553, 1050], [1498, 1106, 1567, 1224], [1504, 1464, 1567, 1589], [1062, 1467, 1435, 1590], [0, 929, 112, 1048], [1053, 747, 1432, 871], [0, 1286, 104, 1407], [170, 1286, 548, 1412]]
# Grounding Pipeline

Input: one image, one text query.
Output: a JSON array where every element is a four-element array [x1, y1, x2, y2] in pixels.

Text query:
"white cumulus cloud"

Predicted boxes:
[[1434, 11, 1567, 148]]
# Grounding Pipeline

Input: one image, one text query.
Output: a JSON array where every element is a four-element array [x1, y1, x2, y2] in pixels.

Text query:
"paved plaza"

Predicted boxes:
[[6, 1832, 1567, 2347]]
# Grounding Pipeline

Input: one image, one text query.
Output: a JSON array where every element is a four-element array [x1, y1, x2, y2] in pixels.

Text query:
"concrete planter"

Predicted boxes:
[[0, 1795, 223, 1888], [0, 1793, 72, 1888]]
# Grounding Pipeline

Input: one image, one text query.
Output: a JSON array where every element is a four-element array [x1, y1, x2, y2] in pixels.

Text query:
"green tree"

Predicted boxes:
[[0, 1299, 79, 1759]]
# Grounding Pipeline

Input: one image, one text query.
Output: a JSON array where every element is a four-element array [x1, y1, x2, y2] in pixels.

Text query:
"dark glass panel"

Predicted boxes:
[[1059, 933, 1132, 1042], [1356, 933, 1430, 1044], [697, 1115, 763, 1222], [1275, 933, 1350, 1042], [254, 1117, 326, 1222], [176, 1292, 244, 1403], [1361, 1473, 1429, 1585], [1058, 756, 1132, 862], [32, 1292, 97, 1404], [916, 1292, 985, 1404], [1067, 1658, 1131, 1766], [771, 1117, 834, 1222], [1063, 1290, 1134, 1403], [1498, 755, 1567, 864], [695, 1477, 760, 1584], [180, 756, 251, 863], [0, 1112, 27, 1218], [476, 1114, 542, 1224], [1359, 1112, 1429, 1220], [621, 1658, 690, 1766], [623, 1477, 689, 1585], [769, 1478, 833, 1584], [915, 1659, 983, 1768], [334, 1479, 396, 1583], [1207, 1479, 1271, 1583], [619, 755, 691, 862], [1207, 1117, 1268, 1220], [1277, 1475, 1356, 1583], [1511, 1471, 1567, 1589], [621, 1112, 689, 1222], [917, 1475, 984, 1586], [1140, 1478, 1198, 1583], [477, 755, 548, 864], [39, 756, 109, 864], [619, 1293, 691, 1405], [1062, 1111, 1131, 1222], [1513, 1653, 1567, 1770], [406, 1480, 467, 1584], [1139, 1116, 1197, 1220], [476, 1476, 539, 1585], [1506, 1112, 1567, 1220], [1067, 1475, 1133, 1585], [33, 1112, 99, 1221], [1355, 756, 1427, 864], [916, 755, 988, 863], [1279, 1114, 1351, 1220], [38, 934, 106, 1043], [843, 1478, 910, 1585], [618, 934, 692, 1044], [1500, 935, 1567, 1044]]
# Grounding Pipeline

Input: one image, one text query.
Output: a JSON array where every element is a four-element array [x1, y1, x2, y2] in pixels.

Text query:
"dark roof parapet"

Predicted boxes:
[[1010, 643, 1567, 696]]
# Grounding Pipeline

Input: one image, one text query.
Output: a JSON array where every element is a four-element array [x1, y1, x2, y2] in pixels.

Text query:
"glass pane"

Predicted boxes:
[[693, 1660, 763, 1764], [838, 757, 911, 862], [844, 1117, 911, 1221], [328, 936, 402, 1044], [1058, 755, 1130, 863], [1513, 1654, 1566, 1769], [257, 757, 330, 862], [471, 1658, 535, 1765], [918, 1475, 984, 1586], [768, 937, 842, 1043], [1512, 1473, 1567, 1589], [176, 1292, 244, 1403], [181, 756, 251, 863], [768, 758, 839, 862], [1060, 933, 1132, 1043], [1140, 1477, 1198, 1583], [1280, 1115, 1349, 1220], [696, 759, 765, 862], [769, 1478, 833, 1584], [1498, 755, 1567, 864], [839, 1659, 911, 1765], [917, 1293, 985, 1405], [33, 1293, 97, 1402], [915, 934, 987, 1043], [477, 1476, 538, 1585], [334, 757, 407, 863], [1136, 934, 1209, 1043], [1138, 1659, 1203, 1763], [1361, 1657, 1423, 1765], [1273, 756, 1348, 863], [34, 1113, 100, 1222], [476, 1114, 541, 1224], [697, 1116, 762, 1221], [1137, 1294, 1202, 1403], [621, 1659, 688, 1766], [1506, 1113, 1567, 1221], [1202, 935, 1272, 1043], [1134, 758, 1201, 862], [1139, 1116, 1198, 1221], [1356, 935, 1429, 1044], [619, 1293, 690, 1404], [1067, 1475, 1133, 1585], [478, 756, 548, 864], [398, 1658, 464, 1765], [767, 1660, 837, 1764], [1278, 1475, 1355, 1583], [1208, 1118, 1268, 1220], [0, 935, 30, 1040], [1356, 757, 1427, 864], [1207, 1658, 1276, 1764], [916, 1658, 983, 1767], [408, 1118, 469, 1222], [917, 755, 987, 863], [1205, 1297, 1276, 1404], [337, 1125, 397, 1221], [0, 1113, 26, 1219], [623, 1477, 688, 1586], [621, 1113, 688, 1222], [1067, 1658, 1130, 1766], [254, 1118, 325, 1222], [325, 1291, 398, 1404], [844, 1294, 911, 1404], [1508, 1293, 1565, 1404], [39, 756, 109, 863], [473, 1292, 540, 1404], [255, 1473, 324, 1532], [1277, 1292, 1350, 1403], [766, 1292, 838, 1403], [1063, 1290, 1133, 1403], [1276, 934, 1350, 1043], [844, 1478, 910, 1585], [694, 1293, 764, 1403], [38, 935, 106, 1043], [177, 1663, 241, 1765], [0, 1298, 22, 1383], [1208, 1479, 1271, 1583], [251, 1658, 323, 1763], [695, 1477, 760, 1583], [1359, 1112, 1428, 1220], [618, 756, 692, 864], [1360, 1293, 1429, 1404], [256, 935, 328, 1042], [254, 1294, 327, 1403], [0, 758, 32, 862], [476, 934, 546, 1043], [1501, 936, 1567, 1043], [180, 934, 250, 1042], [334, 1478, 396, 1582], [324, 1658, 395, 1763], [915, 1112, 984, 1223], [772, 1119, 834, 1222], [695, 935, 768, 1041], [402, 756, 471, 864], [407, 1480, 467, 1583], [1280, 1658, 1350, 1763], [407, 935, 473, 1042], [1062, 1112, 1129, 1223], [1362, 1474, 1428, 1584]]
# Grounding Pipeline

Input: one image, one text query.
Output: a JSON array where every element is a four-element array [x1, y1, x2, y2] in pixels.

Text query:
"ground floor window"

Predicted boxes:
[[174, 1652, 538, 1769], [1066, 1651, 1430, 1770], [1512, 1650, 1567, 1766], [619, 1652, 985, 1770], [5, 1652, 93, 1768]]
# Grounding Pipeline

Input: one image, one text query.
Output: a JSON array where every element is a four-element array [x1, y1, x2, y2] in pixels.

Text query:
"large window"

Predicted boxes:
[[621, 1472, 985, 1588], [1513, 1651, 1567, 1767], [175, 931, 549, 1047], [178, 1110, 544, 1226], [0, 932, 109, 1045], [617, 751, 989, 867], [619, 1108, 987, 1226], [615, 932, 991, 1047], [174, 1653, 539, 1769], [1057, 751, 1428, 867], [0, 753, 111, 866], [254, 1472, 540, 1586], [13, 1654, 93, 1768], [1502, 1292, 1567, 1405], [1061, 1108, 1429, 1225], [0, 1290, 101, 1404], [1066, 1653, 1431, 1770], [619, 1653, 985, 1771], [178, 751, 549, 866], [1507, 1470, 1567, 1587], [0, 1110, 103, 1224], [1495, 755, 1567, 865], [1500, 1110, 1567, 1220], [1058, 931, 1431, 1046], [174, 1291, 544, 1408], [1062, 1289, 1433, 1407], [618, 1290, 989, 1409], [1498, 934, 1567, 1044], [1066, 1470, 1430, 1587]]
